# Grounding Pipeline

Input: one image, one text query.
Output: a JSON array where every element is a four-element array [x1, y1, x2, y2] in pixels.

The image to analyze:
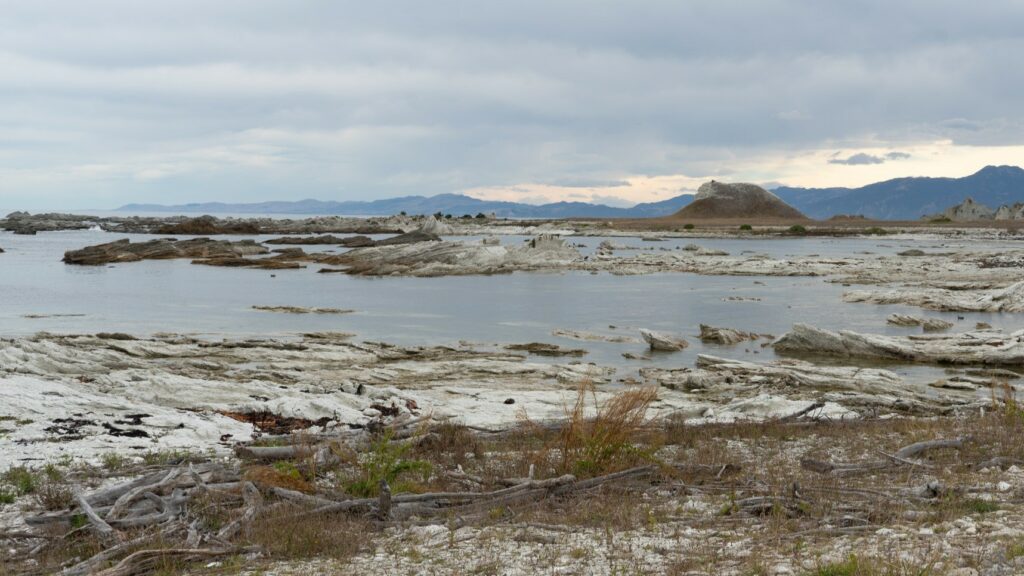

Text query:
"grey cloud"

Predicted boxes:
[[829, 151, 911, 165], [829, 153, 886, 165], [0, 1, 1022, 208], [545, 178, 631, 189]]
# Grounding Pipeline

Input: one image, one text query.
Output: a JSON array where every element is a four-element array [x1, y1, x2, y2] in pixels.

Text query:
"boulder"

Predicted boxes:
[[699, 324, 759, 345], [886, 314, 953, 331], [639, 329, 688, 352]]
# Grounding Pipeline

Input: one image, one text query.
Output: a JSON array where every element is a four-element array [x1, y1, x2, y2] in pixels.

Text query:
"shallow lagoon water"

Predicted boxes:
[[1, 229, 1022, 383]]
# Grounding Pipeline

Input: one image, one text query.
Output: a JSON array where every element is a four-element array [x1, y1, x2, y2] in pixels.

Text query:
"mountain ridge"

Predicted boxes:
[[119, 193, 696, 219], [117, 165, 1024, 220], [773, 165, 1024, 220]]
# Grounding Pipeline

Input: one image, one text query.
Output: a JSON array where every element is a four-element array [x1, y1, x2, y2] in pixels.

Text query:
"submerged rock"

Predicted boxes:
[[504, 343, 588, 357], [552, 329, 642, 344], [252, 306, 354, 314], [639, 329, 688, 351]]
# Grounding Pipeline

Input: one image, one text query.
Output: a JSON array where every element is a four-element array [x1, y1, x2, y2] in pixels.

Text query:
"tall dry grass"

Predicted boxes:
[[518, 378, 659, 478]]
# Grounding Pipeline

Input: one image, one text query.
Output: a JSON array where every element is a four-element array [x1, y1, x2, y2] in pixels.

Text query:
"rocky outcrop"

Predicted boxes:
[[1, 211, 97, 234], [645, 355, 980, 415], [318, 235, 581, 277], [671, 181, 806, 220], [682, 244, 729, 256], [0, 332, 617, 466], [995, 203, 1024, 220], [2, 211, 409, 235], [265, 235, 375, 247], [373, 230, 442, 247], [266, 230, 438, 248], [774, 323, 1024, 366], [417, 215, 454, 236], [886, 314, 953, 331], [63, 238, 268, 265], [639, 329, 688, 351], [154, 215, 261, 235], [698, 325, 760, 344], [939, 197, 995, 221], [845, 281, 1024, 312]]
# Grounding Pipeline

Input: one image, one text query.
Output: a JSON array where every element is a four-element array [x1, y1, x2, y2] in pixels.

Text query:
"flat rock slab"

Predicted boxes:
[[775, 323, 1024, 366]]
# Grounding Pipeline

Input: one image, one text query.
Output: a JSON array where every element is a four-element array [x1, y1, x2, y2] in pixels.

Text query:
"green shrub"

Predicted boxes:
[[272, 461, 305, 481], [863, 226, 888, 235], [347, 432, 432, 497], [2, 466, 38, 496], [683, 223, 695, 230], [738, 224, 753, 231], [965, 498, 999, 514], [787, 224, 807, 235], [100, 452, 130, 471]]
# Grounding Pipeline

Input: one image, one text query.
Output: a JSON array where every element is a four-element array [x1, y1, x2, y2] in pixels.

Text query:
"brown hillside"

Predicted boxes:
[[672, 181, 807, 220]]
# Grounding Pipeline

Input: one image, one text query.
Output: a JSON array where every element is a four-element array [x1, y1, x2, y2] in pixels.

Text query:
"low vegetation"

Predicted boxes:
[[3, 389, 1024, 574]]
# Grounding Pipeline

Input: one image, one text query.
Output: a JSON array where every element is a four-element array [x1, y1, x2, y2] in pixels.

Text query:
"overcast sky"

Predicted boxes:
[[2, 1, 1023, 210]]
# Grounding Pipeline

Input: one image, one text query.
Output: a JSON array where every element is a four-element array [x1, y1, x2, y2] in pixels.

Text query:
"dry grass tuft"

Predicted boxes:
[[518, 379, 659, 478], [242, 504, 374, 561], [244, 464, 314, 493]]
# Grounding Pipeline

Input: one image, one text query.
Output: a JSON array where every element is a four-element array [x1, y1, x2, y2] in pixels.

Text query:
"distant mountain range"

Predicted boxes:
[[773, 165, 1024, 220], [120, 193, 695, 219], [119, 165, 1024, 221]]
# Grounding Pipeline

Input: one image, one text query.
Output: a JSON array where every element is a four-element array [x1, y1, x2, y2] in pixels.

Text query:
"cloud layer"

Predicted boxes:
[[1, 1, 1022, 208]]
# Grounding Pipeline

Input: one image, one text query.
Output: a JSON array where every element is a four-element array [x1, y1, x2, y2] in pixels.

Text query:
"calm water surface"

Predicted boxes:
[[1, 229, 1022, 383]]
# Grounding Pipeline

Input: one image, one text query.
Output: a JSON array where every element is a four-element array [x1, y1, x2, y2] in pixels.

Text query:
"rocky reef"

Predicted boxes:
[[316, 234, 581, 276], [62, 238, 268, 265]]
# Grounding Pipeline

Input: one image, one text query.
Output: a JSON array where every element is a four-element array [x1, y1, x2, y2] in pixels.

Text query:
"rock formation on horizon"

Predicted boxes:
[[937, 197, 995, 221], [672, 181, 806, 220]]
